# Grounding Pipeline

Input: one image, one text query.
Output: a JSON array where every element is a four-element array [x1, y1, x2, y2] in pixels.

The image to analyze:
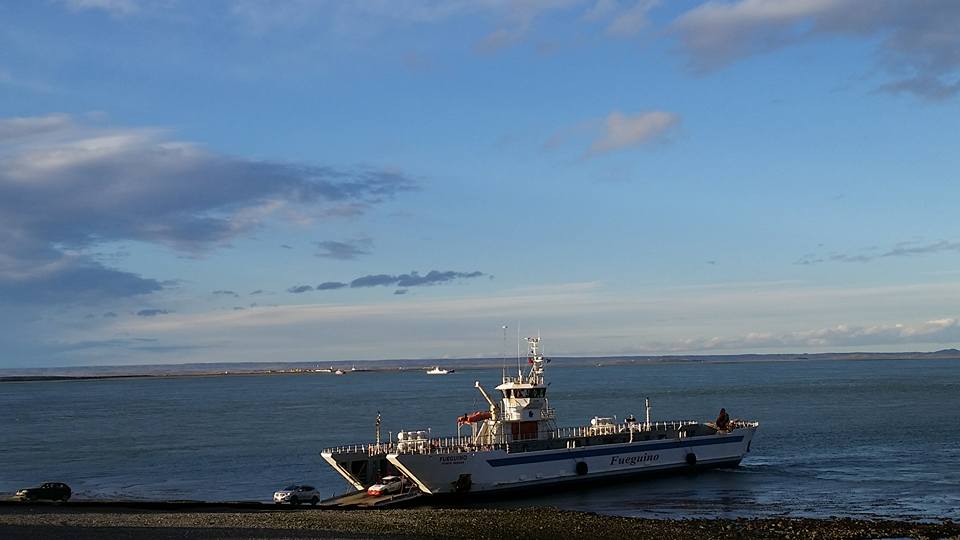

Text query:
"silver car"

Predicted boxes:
[[273, 484, 320, 505]]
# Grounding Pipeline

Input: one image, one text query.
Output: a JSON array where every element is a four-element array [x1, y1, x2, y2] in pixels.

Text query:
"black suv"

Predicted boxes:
[[15, 482, 72, 501]]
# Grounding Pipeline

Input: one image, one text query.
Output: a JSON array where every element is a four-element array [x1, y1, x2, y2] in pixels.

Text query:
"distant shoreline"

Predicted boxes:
[[3, 349, 959, 382]]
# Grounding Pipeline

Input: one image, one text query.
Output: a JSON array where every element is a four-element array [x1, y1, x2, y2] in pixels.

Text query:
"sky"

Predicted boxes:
[[2, 0, 960, 368]]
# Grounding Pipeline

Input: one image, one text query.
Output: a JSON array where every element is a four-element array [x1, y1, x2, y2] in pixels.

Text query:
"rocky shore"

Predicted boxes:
[[2, 505, 958, 539]]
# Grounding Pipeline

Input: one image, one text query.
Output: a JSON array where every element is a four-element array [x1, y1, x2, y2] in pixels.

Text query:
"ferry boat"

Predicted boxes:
[[426, 366, 455, 375], [321, 336, 758, 497]]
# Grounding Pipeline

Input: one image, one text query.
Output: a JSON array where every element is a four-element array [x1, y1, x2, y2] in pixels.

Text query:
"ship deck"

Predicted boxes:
[[322, 419, 749, 457]]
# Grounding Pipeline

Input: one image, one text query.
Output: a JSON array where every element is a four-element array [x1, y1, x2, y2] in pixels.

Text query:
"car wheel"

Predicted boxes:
[[290, 496, 300, 506], [311, 496, 319, 506]]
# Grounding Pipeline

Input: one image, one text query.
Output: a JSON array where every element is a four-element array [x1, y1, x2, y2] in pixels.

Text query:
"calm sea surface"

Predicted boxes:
[[2, 359, 958, 520]]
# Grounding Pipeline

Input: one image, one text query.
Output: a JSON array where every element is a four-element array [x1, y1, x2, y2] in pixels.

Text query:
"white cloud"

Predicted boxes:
[[605, 0, 657, 37], [589, 110, 680, 154], [62, 0, 141, 16], [0, 114, 72, 141], [652, 317, 960, 353]]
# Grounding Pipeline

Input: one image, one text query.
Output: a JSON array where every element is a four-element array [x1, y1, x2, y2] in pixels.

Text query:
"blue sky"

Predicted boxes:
[[2, 0, 960, 368]]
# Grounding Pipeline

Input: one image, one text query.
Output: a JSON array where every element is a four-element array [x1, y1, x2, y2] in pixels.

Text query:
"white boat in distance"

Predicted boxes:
[[426, 366, 455, 375], [322, 335, 758, 497]]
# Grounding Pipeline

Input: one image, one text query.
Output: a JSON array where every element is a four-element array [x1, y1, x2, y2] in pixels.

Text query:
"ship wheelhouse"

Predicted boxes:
[[490, 336, 557, 442]]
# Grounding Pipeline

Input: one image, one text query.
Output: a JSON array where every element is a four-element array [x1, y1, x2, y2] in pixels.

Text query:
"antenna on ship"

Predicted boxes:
[[516, 323, 522, 380], [501, 324, 508, 381]]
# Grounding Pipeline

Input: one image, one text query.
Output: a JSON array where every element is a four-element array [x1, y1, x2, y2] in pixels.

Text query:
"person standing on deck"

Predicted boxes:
[[716, 408, 730, 431]]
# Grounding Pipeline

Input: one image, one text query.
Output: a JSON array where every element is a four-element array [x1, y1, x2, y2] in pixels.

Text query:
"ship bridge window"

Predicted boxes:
[[509, 388, 546, 399]]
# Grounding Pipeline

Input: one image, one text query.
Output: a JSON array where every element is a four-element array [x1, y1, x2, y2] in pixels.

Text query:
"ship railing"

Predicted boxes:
[[321, 442, 404, 456], [326, 435, 515, 456], [394, 439, 512, 455], [322, 443, 376, 455], [552, 419, 700, 440], [324, 419, 719, 456]]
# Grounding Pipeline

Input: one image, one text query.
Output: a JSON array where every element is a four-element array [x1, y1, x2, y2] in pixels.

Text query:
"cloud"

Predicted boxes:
[[249, 289, 264, 295], [285, 271, 486, 294], [882, 240, 960, 259], [0, 243, 163, 304], [314, 238, 373, 260], [546, 110, 680, 157], [583, 0, 619, 21], [103, 311, 118, 318], [605, 0, 657, 37], [394, 289, 409, 295], [61, 0, 140, 16], [136, 308, 169, 317], [287, 285, 314, 294], [397, 270, 484, 287], [0, 114, 417, 305], [589, 111, 680, 155], [796, 240, 960, 265], [349, 274, 397, 288], [672, 0, 960, 100], [228, 0, 589, 51], [0, 114, 72, 141], [107, 278, 960, 364], [317, 281, 348, 290], [350, 270, 485, 288], [212, 290, 239, 298], [654, 317, 960, 352]]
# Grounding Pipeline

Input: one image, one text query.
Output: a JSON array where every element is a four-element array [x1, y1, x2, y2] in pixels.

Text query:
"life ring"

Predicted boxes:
[[685, 452, 697, 466], [576, 461, 588, 475]]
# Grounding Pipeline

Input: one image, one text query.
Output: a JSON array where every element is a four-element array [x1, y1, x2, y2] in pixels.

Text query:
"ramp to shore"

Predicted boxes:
[[319, 489, 424, 509]]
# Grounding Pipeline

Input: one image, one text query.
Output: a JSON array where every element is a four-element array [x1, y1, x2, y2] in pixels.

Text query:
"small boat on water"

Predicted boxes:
[[426, 366, 455, 375], [322, 335, 758, 498]]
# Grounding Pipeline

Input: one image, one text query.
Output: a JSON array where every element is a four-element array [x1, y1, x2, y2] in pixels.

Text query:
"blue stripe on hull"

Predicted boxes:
[[486, 435, 744, 467]]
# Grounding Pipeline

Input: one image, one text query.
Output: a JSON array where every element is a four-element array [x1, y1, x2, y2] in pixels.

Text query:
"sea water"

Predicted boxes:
[[1, 359, 957, 520]]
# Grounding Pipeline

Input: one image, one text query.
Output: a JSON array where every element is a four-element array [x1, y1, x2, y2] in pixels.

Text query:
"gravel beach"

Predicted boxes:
[[2, 504, 959, 539]]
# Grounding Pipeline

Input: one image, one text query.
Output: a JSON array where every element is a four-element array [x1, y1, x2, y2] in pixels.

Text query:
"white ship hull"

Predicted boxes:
[[388, 426, 756, 495]]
